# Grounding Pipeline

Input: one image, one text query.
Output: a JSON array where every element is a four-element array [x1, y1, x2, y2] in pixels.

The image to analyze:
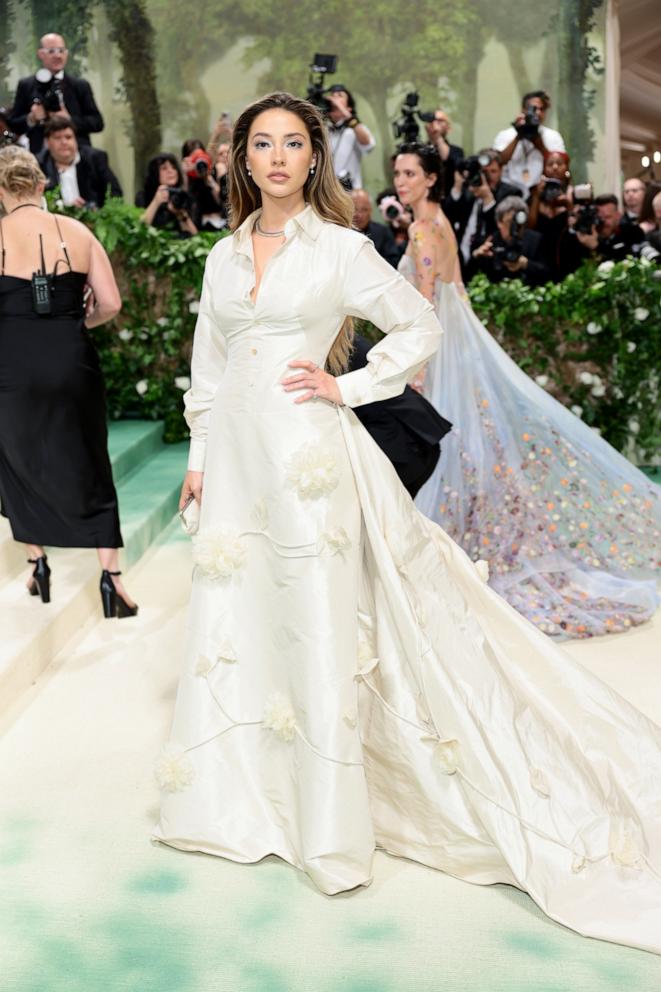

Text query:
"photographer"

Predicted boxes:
[[351, 188, 401, 268], [445, 148, 520, 278], [326, 86, 375, 189], [425, 108, 464, 195], [9, 33, 103, 155], [471, 195, 550, 286], [376, 187, 411, 259], [527, 150, 573, 280], [573, 193, 644, 263], [37, 115, 121, 208], [181, 138, 227, 231], [136, 153, 197, 237], [492, 91, 565, 199]]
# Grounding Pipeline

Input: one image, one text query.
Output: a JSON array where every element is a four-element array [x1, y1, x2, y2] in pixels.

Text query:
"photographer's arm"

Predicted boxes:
[[140, 185, 169, 226]]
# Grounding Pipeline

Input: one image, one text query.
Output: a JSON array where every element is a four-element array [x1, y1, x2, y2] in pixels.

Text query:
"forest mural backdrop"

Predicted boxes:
[[0, 0, 608, 199]]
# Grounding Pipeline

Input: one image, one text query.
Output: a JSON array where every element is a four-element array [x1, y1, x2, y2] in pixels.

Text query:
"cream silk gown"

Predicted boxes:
[[154, 206, 661, 955]]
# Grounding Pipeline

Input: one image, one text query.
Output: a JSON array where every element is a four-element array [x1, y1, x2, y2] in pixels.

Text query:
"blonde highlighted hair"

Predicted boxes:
[[0, 146, 46, 201], [228, 92, 354, 375]]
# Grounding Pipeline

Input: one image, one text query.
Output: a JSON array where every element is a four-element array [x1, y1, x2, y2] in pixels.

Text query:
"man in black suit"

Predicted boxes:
[[9, 32, 103, 154], [38, 116, 121, 208], [444, 149, 520, 279], [351, 189, 402, 268], [348, 336, 452, 498]]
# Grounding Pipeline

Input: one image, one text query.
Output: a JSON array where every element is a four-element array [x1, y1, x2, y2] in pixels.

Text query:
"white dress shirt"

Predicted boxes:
[[57, 152, 82, 205], [492, 125, 565, 195], [327, 124, 375, 190]]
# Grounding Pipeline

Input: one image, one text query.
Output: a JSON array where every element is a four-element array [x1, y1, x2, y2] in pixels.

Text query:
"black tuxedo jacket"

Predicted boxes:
[[9, 73, 104, 153], [348, 336, 451, 498], [444, 179, 521, 246], [37, 145, 122, 207], [362, 220, 403, 269]]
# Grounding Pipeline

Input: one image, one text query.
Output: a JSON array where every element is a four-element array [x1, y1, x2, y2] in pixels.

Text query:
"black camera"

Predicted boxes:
[[306, 53, 338, 113], [34, 68, 63, 114], [539, 177, 564, 203], [194, 159, 208, 177], [571, 184, 600, 236], [392, 92, 435, 145], [492, 208, 528, 268], [514, 103, 541, 141], [458, 153, 491, 188], [0, 128, 17, 148], [168, 187, 191, 212]]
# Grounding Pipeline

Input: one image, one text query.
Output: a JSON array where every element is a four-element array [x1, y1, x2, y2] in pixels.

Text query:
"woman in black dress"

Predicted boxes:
[[0, 146, 136, 617]]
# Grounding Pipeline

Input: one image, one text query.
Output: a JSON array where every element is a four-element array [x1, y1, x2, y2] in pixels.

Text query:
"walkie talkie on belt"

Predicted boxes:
[[31, 233, 52, 315]]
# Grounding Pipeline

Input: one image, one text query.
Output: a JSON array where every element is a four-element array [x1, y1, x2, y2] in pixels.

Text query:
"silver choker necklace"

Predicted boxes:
[[255, 218, 285, 238]]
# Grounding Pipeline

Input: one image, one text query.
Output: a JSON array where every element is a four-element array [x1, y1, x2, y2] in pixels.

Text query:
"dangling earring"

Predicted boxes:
[[309, 164, 316, 176], [246, 163, 252, 177]]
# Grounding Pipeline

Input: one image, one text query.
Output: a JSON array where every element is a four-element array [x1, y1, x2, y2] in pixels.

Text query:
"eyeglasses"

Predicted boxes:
[[42, 47, 67, 55]]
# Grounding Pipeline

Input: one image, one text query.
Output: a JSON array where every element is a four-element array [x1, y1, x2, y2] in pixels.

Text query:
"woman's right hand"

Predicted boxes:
[[152, 184, 170, 208], [180, 471, 203, 509]]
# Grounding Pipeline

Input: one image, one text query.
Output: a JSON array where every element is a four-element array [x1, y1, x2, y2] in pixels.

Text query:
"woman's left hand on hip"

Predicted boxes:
[[282, 360, 343, 405]]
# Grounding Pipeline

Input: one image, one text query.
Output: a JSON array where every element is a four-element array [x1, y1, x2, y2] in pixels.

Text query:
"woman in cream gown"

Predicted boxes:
[[154, 94, 661, 955], [393, 142, 659, 639]]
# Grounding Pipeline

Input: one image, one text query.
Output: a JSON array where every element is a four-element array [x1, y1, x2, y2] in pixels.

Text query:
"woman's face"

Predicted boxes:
[[159, 161, 179, 187], [544, 153, 568, 180], [245, 109, 316, 200], [393, 154, 435, 207]]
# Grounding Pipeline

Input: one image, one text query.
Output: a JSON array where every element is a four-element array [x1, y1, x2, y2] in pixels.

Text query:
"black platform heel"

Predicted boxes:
[[27, 556, 51, 603], [100, 569, 138, 619]]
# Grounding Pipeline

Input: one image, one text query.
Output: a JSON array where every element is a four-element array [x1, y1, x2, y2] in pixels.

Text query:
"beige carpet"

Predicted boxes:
[[2, 520, 660, 992]]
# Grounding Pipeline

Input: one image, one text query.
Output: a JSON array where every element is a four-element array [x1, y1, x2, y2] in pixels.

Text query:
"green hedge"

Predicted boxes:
[[66, 199, 660, 458]]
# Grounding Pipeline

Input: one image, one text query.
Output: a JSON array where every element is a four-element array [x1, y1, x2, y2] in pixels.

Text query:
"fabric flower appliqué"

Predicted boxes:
[[195, 654, 215, 677], [609, 819, 642, 869], [154, 744, 194, 793], [435, 738, 460, 775], [320, 527, 352, 556], [193, 527, 246, 580], [216, 638, 238, 664], [286, 444, 339, 500], [263, 692, 297, 742]]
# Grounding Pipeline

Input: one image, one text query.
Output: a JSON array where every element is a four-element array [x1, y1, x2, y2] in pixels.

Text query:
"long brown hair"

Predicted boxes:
[[228, 91, 354, 374]]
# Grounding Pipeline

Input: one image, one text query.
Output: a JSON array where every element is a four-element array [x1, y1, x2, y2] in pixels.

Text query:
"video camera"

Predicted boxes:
[[392, 92, 435, 145], [33, 68, 64, 114], [492, 208, 528, 268], [458, 152, 491, 189], [306, 53, 338, 114], [514, 102, 541, 141], [571, 183, 600, 236]]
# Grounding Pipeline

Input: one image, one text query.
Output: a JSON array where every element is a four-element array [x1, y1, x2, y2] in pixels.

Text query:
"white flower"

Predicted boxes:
[[534, 374, 549, 387], [578, 371, 594, 385], [135, 379, 149, 396], [263, 692, 297, 742], [156, 316, 168, 327], [634, 307, 649, 321], [586, 322, 602, 335], [286, 444, 339, 500], [118, 328, 133, 342], [591, 384, 606, 397], [570, 404, 583, 418], [571, 854, 586, 873], [609, 820, 642, 868], [597, 260, 615, 275], [628, 419, 640, 435], [626, 341, 637, 353], [188, 300, 200, 314], [529, 768, 550, 798], [193, 527, 246, 580], [154, 744, 194, 793], [174, 375, 191, 391], [321, 527, 352, 555], [435, 738, 460, 775], [195, 654, 214, 676], [216, 638, 237, 664], [475, 559, 489, 583]]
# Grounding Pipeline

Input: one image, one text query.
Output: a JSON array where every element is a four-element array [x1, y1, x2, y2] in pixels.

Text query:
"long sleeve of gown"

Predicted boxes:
[[335, 238, 442, 408], [184, 258, 228, 471]]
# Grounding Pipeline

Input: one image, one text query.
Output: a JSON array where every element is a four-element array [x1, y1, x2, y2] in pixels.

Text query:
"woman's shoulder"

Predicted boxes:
[[50, 212, 94, 244], [203, 231, 236, 267], [317, 219, 369, 253], [409, 213, 449, 245]]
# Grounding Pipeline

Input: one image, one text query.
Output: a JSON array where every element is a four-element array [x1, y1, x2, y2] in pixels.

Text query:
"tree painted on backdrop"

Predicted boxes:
[[225, 0, 477, 179], [0, 0, 15, 105]]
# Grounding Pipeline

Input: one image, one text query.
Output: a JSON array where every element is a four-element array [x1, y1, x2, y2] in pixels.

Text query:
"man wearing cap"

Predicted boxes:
[[9, 32, 104, 155]]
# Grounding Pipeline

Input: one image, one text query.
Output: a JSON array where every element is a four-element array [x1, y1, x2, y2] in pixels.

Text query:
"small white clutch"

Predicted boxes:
[[179, 494, 200, 536]]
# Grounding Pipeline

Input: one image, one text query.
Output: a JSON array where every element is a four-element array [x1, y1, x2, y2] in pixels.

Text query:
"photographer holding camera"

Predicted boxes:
[[136, 154, 197, 237], [445, 148, 520, 278], [425, 108, 464, 194], [37, 116, 121, 209], [326, 86, 375, 189], [492, 91, 565, 199], [471, 195, 550, 286], [572, 193, 644, 263], [9, 33, 103, 155], [181, 138, 227, 231], [351, 188, 401, 268]]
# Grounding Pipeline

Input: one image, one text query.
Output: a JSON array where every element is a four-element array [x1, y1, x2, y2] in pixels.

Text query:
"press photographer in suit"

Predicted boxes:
[[38, 116, 121, 209], [9, 33, 104, 155]]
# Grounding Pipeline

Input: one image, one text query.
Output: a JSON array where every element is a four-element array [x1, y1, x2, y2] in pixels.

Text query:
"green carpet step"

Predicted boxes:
[[0, 438, 188, 716], [107, 420, 166, 486]]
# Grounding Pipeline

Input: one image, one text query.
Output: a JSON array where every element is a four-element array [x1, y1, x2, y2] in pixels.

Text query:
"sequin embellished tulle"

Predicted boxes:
[[408, 268, 660, 638]]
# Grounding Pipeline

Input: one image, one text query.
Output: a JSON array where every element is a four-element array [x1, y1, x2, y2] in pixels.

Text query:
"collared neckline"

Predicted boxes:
[[233, 203, 324, 257]]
